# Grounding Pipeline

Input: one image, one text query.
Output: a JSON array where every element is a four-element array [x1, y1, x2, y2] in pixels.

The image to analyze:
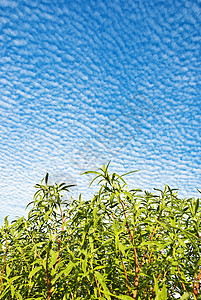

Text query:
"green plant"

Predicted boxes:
[[0, 163, 200, 299]]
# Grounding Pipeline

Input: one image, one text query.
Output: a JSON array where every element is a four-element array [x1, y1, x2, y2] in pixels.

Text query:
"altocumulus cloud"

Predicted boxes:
[[0, 0, 201, 224]]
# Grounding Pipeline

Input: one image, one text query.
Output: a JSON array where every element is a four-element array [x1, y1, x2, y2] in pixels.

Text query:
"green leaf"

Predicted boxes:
[[195, 198, 199, 214], [180, 293, 190, 300], [160, 284, 167, 300], [81, 170, 101, 176], [64, 261, 76, 275], [52, 261, 76, 285], [60, 184, 76, 190], [6, 265, 11, 277], [4, 216, 9, 228], [115, 295, 134, 300], [11, 285, 15, 298], [95, 271, 111, 300], [121, 170, 140, 177], [29, 266, 42, 278], [119, 242, 127, 256], [8, 276, 21, 283], [16, 291, 23, 300], [88, 174, 102, 187], [153, 275, 159, 294], [196, 188, 201, 194], [49, 250, 59, 269], [45, 172, 49, 185]]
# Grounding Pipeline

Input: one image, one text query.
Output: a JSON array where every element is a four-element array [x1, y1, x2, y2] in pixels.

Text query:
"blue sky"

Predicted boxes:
[[0, 0, 201, 224]]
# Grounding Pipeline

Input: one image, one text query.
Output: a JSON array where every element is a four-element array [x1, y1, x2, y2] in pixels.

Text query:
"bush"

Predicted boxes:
[[0, 163, 200, 299]]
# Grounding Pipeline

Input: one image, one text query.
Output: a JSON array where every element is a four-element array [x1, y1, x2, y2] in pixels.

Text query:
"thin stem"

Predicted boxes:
[[140, 221, 160, 268], [193, 268, 201, 299], [120, 199, 138, 299], [59, 204, 64, 231], [161, 270, 167, 284], [52, 204, 65, 275], [177, 265, 186, 292], [151, 269, 168, 299], [169, 283, 178, 297], [119, 250, 131, 297], [143, 287, 148, 299], [54, 233, 73, 273], [94, 273, 101, 298], [46, 250, 52, 300]]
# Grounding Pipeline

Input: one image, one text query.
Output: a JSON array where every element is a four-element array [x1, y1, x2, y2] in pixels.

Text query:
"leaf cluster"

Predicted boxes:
[[0, 163, 201, 299]]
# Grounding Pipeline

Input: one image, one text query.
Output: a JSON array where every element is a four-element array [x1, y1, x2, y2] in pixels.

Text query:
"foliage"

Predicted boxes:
[[0, 163, 201, 299]]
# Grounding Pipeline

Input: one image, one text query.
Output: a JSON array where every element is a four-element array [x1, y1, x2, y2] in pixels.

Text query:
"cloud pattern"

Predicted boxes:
[[0, 0, 201, 224]]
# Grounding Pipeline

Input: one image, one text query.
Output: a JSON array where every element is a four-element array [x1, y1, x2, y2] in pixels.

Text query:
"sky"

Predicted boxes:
[[0, 0, 201, 224]]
